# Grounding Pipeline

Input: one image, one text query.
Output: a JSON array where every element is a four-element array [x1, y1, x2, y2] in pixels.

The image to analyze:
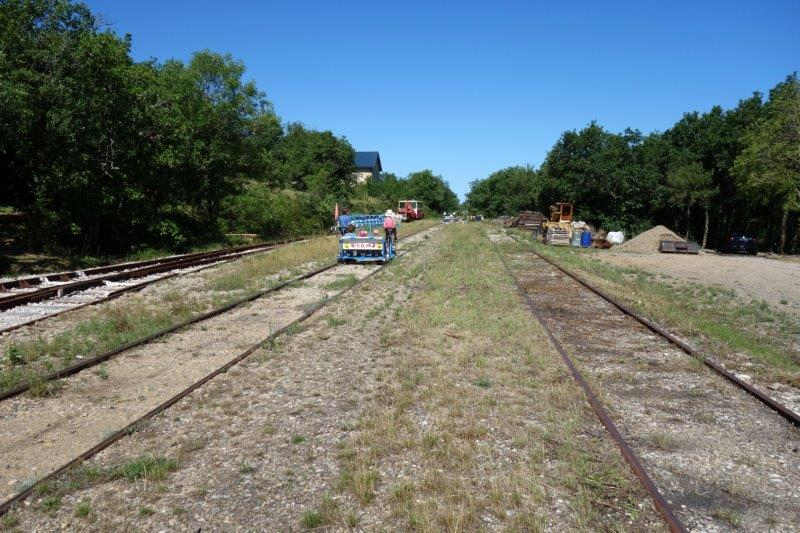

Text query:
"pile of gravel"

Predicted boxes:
[[618, 225, 684, 253]]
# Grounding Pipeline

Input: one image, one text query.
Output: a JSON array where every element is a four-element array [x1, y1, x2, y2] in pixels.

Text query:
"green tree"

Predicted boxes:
[[405, 170, 459, 214], [265, 123, 355, 198], [147, 51, 268, 234], [0, 1, 278, 252], [466, 166, 539, 217], [366, 172, 409, 206], [0, 0, 155, 252], [665, 160, 716, 246], [539, 124, 653, 231], [243, 112, 283, 179], [734, 74, 800, 253]]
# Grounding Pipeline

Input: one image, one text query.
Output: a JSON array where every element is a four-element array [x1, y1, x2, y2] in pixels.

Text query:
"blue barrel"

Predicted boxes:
[[580, 230, 592, 248]]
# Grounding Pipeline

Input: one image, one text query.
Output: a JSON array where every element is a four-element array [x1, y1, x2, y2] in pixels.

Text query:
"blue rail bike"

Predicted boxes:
[[337, 214, 396, 263]]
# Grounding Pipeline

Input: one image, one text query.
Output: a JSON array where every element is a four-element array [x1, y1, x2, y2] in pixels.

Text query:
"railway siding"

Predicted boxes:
[[0, 242, 287, 333], [3, 224, 666, 531], [501, 245, 800, 531], [0, 227, 436, 505], [0, 223, 437, 398], [4, 223, 797, 530]]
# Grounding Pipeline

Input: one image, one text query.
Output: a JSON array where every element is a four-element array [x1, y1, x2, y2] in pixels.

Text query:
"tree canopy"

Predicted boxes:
[[467, 76, 798, 252], [367, 170, 459, 215], [2, 0, 455, 256]]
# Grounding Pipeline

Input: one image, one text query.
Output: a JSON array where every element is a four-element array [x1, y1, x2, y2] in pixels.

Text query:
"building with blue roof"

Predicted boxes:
[[353, 151, 382, 184]]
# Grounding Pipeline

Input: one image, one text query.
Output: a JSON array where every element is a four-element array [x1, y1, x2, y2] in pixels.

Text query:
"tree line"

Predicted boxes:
[[466, 75, 800, 253], [0, 0, 458, 256], [365, 170, 459, 215]]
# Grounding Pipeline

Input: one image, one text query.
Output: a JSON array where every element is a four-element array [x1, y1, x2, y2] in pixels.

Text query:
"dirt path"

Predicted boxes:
[[598, 251, 800, 311], [0, 229, 436, 503]]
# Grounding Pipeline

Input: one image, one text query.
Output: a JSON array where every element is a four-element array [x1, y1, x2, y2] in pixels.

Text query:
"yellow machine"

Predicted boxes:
[[543, 202, 573, 245]]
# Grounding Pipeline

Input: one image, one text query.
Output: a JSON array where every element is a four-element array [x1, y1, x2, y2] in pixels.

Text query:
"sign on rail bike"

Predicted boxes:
[[337, 214, 396, 263]]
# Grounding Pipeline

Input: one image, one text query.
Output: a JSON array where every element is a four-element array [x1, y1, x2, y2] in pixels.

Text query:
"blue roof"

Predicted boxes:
[[354, 151, 382, 171]]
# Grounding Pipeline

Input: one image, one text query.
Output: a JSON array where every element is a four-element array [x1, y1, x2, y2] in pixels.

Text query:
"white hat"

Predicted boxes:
[[385, 209, 394, 216]]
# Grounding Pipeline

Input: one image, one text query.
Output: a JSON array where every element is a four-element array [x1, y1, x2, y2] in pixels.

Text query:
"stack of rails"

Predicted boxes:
[[516, 211, 546, 231], [504, 211, 546, 231]]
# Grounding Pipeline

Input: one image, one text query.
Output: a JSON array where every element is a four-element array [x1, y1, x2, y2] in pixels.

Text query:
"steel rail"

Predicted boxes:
[[1, 227, 432, 399], [491, 242, 687, 533], [0, 239, 313, 335], [0, 244, 279, 311], [0, 225, 433, 517], [0, 239, 301, 292], [529, 247, 800, 428], [0, 263, 335, 402], [0, 258, 253, 335]]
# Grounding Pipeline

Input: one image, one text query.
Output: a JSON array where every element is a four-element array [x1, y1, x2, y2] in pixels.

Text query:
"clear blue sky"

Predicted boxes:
[[85, 0, 798, 200]]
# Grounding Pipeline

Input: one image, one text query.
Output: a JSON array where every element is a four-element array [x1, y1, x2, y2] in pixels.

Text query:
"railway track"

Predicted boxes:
[[495, 236, 800, 531], [529, 246, 800, 428], [0, 226, 435, 516], [0, 240, 302, 334]]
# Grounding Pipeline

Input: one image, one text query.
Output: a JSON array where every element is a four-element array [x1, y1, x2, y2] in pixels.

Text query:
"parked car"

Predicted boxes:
[[720, 234, 758, 255]]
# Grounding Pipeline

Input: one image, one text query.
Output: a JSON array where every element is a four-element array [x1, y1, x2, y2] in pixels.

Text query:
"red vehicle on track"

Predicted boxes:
[[397, 200, 424, 221]]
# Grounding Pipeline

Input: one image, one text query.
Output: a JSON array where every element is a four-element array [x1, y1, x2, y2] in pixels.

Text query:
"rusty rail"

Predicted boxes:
[[0, 239, 314, 334], [0, 240, 289, 292], [0, 243, 282, 310], [0, 225, 435, 517], [492, 242, 687, 533], [0, 263, 335, 402], [530, 247, 800, 428]]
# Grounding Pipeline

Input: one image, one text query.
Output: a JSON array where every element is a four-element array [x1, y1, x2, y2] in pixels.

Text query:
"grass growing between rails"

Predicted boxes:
[[204, 218, 438, 293], [323, 224, 662, 531], [0, 237, 267, 278], [0, 220, 439, 398], [10, 454, 180, 519], [0, 299, 195, 397], [507, 230, 800, 387]]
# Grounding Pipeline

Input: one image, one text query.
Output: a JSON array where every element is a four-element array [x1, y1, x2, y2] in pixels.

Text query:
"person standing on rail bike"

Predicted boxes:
[[384, 209, 397, 249], [338, 208, 351, 236]]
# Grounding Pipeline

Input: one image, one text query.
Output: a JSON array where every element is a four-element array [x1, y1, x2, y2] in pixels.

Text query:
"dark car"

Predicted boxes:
[[721, 234, 758, 255]]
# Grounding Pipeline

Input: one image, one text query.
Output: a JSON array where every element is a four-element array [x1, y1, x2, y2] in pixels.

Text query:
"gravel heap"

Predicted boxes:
[[618, 225, 684, 253]]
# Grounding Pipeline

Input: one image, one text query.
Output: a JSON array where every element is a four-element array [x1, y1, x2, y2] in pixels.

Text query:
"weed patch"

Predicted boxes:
[[518, 235, 800, 384], [325, 274, 358, 291], [327, 224, 659, 530], [74, 499, 91, 518]]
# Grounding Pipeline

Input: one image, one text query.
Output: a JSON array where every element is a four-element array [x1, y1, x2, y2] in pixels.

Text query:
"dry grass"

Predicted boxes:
[[0, 221, 438, 398], [327, 224, 662, 531], [204, 235, 338, 293], [206, 219, 437, 293], [509, 229, 800, 386]]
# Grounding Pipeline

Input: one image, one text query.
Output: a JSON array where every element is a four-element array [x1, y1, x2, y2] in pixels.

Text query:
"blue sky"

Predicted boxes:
[[85, 0, 798, 199]]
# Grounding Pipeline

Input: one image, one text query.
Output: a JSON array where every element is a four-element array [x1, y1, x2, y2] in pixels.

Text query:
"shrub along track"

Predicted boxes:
[[0, 226, 437, 515], [495, 237, 800, 531], [0, 240, 304, 334]]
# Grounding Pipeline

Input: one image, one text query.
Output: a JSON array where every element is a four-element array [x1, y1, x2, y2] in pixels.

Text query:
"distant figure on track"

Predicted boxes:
[[384, 209, 397, 248], [338, 208, 351, 236]]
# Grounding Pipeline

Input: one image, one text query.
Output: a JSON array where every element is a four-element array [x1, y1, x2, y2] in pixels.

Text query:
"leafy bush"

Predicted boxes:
[[222, 183, 334, 240]]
